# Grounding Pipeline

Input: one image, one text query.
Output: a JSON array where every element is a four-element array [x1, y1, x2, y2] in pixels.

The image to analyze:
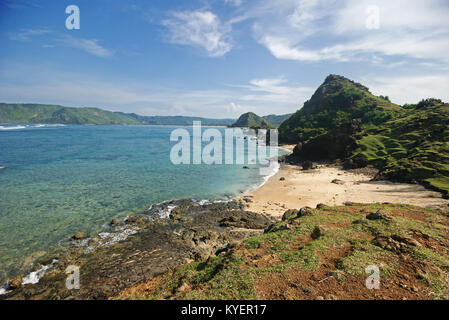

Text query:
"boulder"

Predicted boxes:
[[299, 207, 313, 217], [366, 210, 393, 221], [311, 225, 326, 240], [282, 209, 299, 221], [71, 232, 85, 240], [279, 177, 286, 181], [110, 218, 121, 226], [316, 203, 327, 209], [8, 275, 23, 289], [302, 161, 314, 170]]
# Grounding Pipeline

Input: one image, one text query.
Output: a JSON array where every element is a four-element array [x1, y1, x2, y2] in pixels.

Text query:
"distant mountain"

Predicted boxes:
[[121, 113, 235, 126], [0, 103, 236, 126], [231, 112, 274, 129], [0, 103, 141, 125], [262, 114, 292, 127]]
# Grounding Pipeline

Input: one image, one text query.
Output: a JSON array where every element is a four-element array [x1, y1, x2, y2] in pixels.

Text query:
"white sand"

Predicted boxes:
[[240, 164, 448, 218]]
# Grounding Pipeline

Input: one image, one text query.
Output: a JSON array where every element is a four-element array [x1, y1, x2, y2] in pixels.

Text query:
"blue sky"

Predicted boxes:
[[1, 0, 449, 118]]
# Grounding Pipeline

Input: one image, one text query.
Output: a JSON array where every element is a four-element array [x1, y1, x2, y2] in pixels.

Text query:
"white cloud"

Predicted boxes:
[[365, 74, 449, 105], [7, 28, 51, 41], [162, 10, 232, 57], [59, 35, 113, 57], [250, 0, 449, 64], [0, 64, 313, 118], [224, 0, 243, 7]]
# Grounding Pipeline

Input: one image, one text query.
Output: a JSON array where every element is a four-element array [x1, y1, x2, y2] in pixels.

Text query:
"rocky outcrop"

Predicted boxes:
[[288, 119, 363, 163], [2, 200, 273, 300]]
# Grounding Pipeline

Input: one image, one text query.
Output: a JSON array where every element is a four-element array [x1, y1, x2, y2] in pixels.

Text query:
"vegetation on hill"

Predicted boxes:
[[279, 75, 403, 143], [0, 103, 141, 125], [262, 114, 292, 127], [280, 75, 449, 197], [117, 203, 449, 300], [231, 112, 274, 129], [0, 103, 238, 126], [347, 99, 449, 197], [122, 113, 236, 126]]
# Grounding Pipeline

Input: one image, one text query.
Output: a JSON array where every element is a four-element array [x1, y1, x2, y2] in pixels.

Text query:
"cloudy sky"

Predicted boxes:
[[0, 0, 448, 118]]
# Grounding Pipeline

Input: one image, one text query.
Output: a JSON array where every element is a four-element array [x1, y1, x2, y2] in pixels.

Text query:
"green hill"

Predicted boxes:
[[0, 103, 141, 125], [347, 99, 449, 197], [0, 103, 236, 126], [279, 75, 403, 143], [262, 114, 292, 127], [280, 75, 449, 198], [231, 112, 274, 129]]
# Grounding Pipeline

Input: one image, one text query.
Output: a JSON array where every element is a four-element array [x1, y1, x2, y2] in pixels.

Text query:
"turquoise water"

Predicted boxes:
[[0, 124, 282, 278]]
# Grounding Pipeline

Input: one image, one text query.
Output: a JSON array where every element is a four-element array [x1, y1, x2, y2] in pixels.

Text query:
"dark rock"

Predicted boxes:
[[299, 207, 313, 217], [302, 161, 314, 170], [8, 275, 23, 290], [264, 223, 290, 234], [243, 166, 250, 169], [280, 177, 286, 181], [125, 214, 148, 225], [316, 203, 327, 209], [110, 218, 121, 226], [71, 232, 85, 240], [311, 225, 326, 240], [282, 209, 299, 221], [331, 179, 345, 185], [366, 210, 393, 221]]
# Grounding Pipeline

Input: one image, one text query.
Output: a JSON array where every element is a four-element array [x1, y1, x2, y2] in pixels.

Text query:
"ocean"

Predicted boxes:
[[0, 124, 286, 280]]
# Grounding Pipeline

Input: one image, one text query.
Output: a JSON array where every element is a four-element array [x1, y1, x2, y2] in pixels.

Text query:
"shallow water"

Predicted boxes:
[[0, 124, 284, 278]]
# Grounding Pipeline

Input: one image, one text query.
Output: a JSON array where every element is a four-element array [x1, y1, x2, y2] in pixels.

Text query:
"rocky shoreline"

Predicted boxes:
[[1, 199, 276, 300]]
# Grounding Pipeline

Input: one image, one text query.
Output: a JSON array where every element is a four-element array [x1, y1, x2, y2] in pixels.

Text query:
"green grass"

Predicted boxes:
[[117, 203, 449, 300]]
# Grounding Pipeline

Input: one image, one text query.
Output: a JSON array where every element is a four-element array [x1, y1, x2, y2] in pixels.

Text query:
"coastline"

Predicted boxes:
[[240, 162, 448, 219], [2, 145, 448, 299]]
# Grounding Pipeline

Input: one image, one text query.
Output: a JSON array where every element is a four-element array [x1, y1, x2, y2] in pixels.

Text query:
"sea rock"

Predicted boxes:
[[8, 275, 23, 289], [366, 210, 393, 221], [282, 209, 299, 221], [243, 166, 250, 169], [71, 232, 85, 240], [125, 214, 148, 225], [110, 218, 121, 226]]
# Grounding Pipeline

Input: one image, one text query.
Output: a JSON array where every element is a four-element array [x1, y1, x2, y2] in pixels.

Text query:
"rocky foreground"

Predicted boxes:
[[117, 203, 449, 300], [2, 200, 274, 300], [2, 197, 449, 300]]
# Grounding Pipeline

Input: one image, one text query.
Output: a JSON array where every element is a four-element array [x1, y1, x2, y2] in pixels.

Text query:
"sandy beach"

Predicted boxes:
[[240, 163, 449, 219]]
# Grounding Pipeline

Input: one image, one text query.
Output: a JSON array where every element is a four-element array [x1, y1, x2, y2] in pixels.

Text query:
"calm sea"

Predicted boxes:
[[0, 124, 285, 279]]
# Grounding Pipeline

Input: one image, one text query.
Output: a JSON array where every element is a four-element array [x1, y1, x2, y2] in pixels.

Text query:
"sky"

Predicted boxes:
[[0, 0, 449, 118]]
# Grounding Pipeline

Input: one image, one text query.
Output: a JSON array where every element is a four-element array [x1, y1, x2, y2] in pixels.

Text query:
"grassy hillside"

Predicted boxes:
[[262, 114, 292, 127], [117, 203, 449, 300], [0, 103, 141, 125], [232, 112, 274, 129], [0, 103, 236, 126], [346, 99, 449, 197], [279, 75, 403, 143]]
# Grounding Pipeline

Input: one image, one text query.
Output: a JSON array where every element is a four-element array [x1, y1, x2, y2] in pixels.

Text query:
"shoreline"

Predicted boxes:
[[240, 162, 448, 219]]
